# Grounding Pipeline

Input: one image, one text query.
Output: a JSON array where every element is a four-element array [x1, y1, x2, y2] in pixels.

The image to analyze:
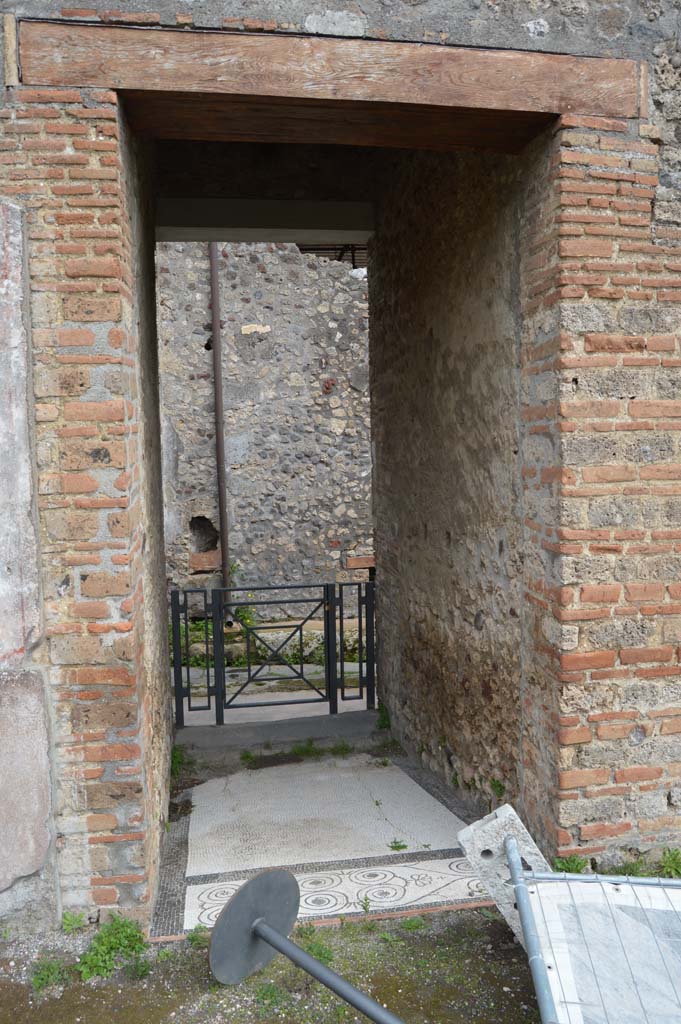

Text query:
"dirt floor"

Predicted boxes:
[[0, 909, 540, 1024]]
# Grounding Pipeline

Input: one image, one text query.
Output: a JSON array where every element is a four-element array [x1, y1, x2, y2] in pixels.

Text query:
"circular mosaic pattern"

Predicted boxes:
[[196, 883, 242, 925], [360, 880, 408, 905], [449, 859, 475, 876], [299, 873, 345, 892], [299, 889, 350, 914], [346, 868, 394, 886]]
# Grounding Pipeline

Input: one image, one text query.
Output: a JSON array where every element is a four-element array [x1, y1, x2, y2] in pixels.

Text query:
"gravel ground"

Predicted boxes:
[[0, 908, 540, 1024]]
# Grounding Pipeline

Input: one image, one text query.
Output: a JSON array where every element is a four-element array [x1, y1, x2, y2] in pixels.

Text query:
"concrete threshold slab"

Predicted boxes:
[[176, 708, 380, 753]]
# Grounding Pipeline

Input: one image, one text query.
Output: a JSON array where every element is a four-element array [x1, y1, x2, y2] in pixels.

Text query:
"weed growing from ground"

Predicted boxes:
[[291, 738, 324, 759], [400, 917, 425, 932], [376, 703, 390, 730], [171, 745, 193, 780], [75, 915, 147, 981], [126, 953, 152, 980], [62, 910, 86, 934], [186, 924, 211, 949], [360, 895, 371, 914], [553, 855, 588, 874], [388, 838, 408, 852], [330, 740, 353, 757], [240, 750, 256, 767], [490, 779, 505, 799], [294, 922, 316, 944], [661, 847, 681, 878], [600, 858, 647, 877], [301, 937, 334, 965], [256, 981, 287, 1009], [31, 957, 71, 993]]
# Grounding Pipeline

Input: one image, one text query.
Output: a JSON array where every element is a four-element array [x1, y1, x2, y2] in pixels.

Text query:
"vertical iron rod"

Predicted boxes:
[[504, 836, 560, 1024], [365, 579, 376, 710], [170, 590, 184, 728], [209, 241, 230, 587], [324, 583, 339, 715], [211, 589, 225, 725], [252, 919, 405, 1024]]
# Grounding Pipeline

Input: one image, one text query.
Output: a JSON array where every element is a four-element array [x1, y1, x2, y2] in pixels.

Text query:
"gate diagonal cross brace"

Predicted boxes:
[[171, 581, 376, 723]]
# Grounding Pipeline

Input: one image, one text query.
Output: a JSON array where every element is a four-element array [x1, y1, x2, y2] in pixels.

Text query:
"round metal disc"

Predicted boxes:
[[209, 869, 300, 985]]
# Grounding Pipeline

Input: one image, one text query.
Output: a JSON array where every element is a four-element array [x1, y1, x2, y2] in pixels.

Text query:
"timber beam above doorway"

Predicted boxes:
[[18, 21, 641, 124]]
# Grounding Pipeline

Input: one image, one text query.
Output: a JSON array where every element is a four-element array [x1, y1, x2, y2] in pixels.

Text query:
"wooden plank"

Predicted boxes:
[[122, 90, 555, 153], [345, 555, 375, 570], [19, 21, 639, 119]]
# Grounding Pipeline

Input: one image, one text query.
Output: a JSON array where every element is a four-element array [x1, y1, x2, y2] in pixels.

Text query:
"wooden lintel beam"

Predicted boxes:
[[18, 21, 640, 119]]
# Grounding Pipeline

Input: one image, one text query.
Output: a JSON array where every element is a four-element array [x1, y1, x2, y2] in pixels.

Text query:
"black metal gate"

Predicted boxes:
[[170, 581, 375, 726]]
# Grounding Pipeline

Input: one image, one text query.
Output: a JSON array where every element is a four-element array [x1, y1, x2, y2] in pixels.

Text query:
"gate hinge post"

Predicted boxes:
[[211, 588, 226, 725], [324, 583, 339, 715]]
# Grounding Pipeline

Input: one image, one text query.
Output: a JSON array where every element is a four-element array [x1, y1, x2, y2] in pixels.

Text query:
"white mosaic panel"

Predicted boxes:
[[186, 755, 466, 877], [183, 857, 484, 930]]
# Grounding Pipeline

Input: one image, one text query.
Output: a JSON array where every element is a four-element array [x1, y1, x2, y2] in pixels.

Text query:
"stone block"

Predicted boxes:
[[458, 804, 550, 946], [0, 201, 41, 665], [0, 671, 51, 892]]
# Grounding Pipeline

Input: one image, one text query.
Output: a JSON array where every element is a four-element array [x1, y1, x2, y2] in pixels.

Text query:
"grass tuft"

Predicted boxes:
[[290, 738, 324, 759], [31, 957, 71, 993], [186, 924, 211, 949], [75, 915, 147, 981], [553, 855, 589, 874], [62, 909, 86, 934]]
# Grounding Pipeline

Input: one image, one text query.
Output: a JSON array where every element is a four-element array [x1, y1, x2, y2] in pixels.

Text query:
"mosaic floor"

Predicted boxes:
[[184, 857, 485, 930], [152, 753, 484, 936]]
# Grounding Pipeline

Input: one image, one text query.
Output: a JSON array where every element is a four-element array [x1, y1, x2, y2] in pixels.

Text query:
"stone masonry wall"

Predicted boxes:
[[371, 149, 526, 817], [156, 242, 372, 590]]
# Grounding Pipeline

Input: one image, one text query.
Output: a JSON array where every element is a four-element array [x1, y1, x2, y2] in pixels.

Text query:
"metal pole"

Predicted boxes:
[[365, 578, 376, 710], [504, 837, 560, 1024], [211, 589, 225, 726], [324, 583, 338, 715], [209, 241, 230, 587], [526, 869, 681, 888], [252, 919, 405, 1024]]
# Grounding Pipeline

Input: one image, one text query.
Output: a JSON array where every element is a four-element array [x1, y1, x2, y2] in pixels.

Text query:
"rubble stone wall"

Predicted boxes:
[[156, 241, 372, 591]]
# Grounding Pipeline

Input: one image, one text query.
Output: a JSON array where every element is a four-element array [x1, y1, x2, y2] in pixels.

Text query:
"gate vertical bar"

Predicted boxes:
[[171, 589, 185, 728], [324, 583, 338, 715], [212, 589, 225, 725], [365, 580, 376, 710]]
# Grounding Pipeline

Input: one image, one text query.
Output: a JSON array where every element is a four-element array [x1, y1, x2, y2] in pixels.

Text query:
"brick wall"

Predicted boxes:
[[540, 113, 681, 861], [371, 98, 681, 862], [0, 84, 168, 920]]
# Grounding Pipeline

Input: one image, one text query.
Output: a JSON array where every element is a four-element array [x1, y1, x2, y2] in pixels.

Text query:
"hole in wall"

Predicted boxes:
[[189, 515, 219, 553]]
